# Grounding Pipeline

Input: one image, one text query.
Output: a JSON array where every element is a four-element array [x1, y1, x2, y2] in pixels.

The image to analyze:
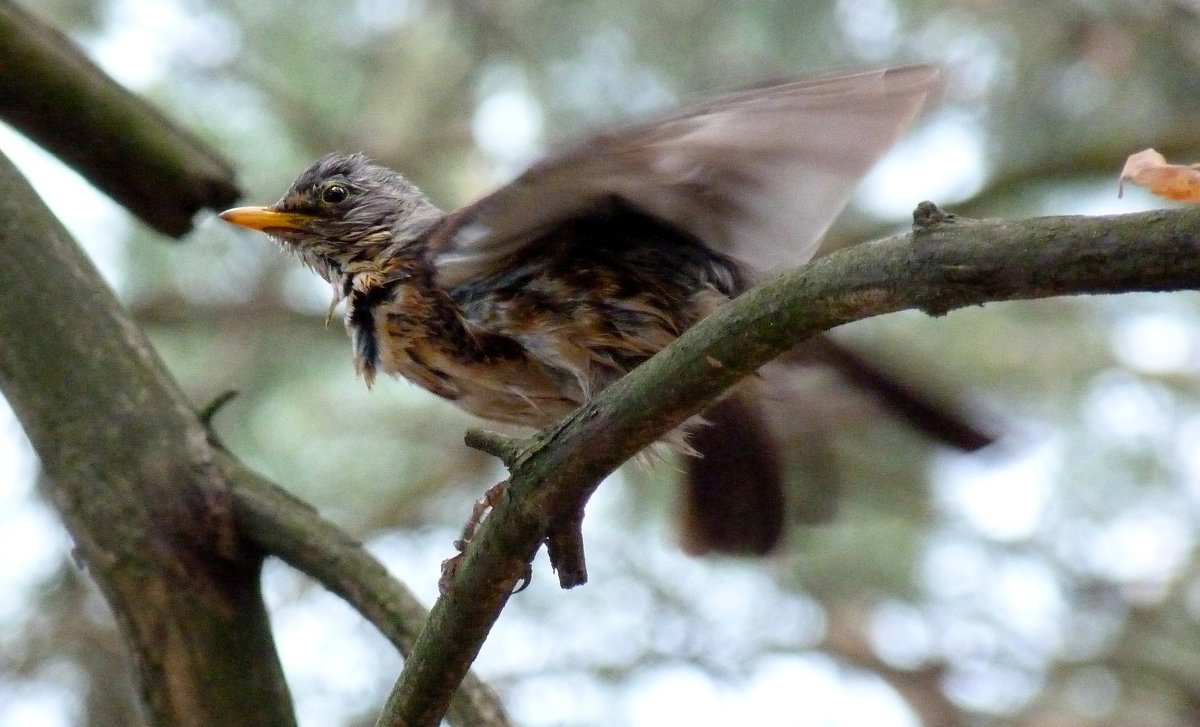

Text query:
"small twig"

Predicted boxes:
[[463, 429, 522, 464], [912, 200, 956, 229], [199, 389, 239, 448], [545, 506, 587, 588]]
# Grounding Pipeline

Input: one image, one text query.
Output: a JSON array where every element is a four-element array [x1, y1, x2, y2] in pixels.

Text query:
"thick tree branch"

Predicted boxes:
[[0, 0, 240, 237], [377, 204, 1200, 727], [0, 147, 509, 727], [0, 152, 293, 725]]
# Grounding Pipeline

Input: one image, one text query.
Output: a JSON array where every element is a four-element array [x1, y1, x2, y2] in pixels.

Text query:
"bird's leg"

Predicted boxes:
[[439, 478, 533, 595], [457, 478, 509, 548]]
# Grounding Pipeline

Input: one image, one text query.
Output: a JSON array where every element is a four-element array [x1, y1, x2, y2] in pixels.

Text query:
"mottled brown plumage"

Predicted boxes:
[[220, 65, 956, 555]]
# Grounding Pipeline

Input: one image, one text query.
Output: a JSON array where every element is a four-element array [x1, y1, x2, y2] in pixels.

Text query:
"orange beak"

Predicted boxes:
[[219, 206, 315, 233]]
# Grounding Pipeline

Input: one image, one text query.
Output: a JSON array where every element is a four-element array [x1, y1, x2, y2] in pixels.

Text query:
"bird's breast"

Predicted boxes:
[[350, 280, 579, 425], [375, 327, 580, 426]]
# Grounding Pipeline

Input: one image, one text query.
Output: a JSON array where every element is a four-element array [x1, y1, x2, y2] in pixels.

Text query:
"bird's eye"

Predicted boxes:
[[321, 184, 349, 205]]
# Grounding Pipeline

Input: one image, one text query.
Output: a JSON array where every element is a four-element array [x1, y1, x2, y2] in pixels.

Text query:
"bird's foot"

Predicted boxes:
[[439, 479, 532, 595]]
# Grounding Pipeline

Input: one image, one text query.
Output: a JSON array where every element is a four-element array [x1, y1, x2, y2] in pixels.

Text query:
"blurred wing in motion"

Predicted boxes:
[[432, 64, 941, 286]]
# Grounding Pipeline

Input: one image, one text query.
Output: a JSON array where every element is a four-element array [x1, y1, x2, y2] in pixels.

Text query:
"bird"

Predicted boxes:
[[219, 64, 982, 558]]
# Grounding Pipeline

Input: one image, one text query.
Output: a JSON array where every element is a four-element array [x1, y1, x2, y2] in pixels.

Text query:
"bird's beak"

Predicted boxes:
[[219, 206, 315, 233]]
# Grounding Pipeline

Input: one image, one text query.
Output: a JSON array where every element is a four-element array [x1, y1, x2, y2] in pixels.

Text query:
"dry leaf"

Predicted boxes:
[[1119, 148, 1200, 201]]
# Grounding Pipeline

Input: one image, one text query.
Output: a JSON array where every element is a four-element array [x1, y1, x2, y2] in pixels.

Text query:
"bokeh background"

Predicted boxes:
[[4, 1, 1200, 726]]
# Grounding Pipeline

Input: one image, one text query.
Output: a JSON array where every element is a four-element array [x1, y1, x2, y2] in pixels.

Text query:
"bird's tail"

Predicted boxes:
[[678, 336, 994, 556], [679, 385, 787, 555]]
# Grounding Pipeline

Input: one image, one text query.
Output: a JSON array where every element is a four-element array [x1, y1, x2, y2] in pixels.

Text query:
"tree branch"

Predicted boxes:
[[0, 0, 240, 237], [0, 146, 511, 727], [0, 151, 293, 725], [376, 203, 1200, 727], [223, 453, 513, 727]]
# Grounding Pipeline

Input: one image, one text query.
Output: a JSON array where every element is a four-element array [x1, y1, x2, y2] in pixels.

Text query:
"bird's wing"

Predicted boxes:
[[431, 64, 940, 287]]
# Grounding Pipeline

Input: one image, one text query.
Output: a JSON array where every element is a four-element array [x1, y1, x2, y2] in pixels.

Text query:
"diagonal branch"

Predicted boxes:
[[376, 203, 1200, 727], [0, 149, 293, 727]]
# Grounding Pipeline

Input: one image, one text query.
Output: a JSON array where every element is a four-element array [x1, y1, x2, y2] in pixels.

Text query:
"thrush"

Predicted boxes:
[[220, 64, 983, 557]]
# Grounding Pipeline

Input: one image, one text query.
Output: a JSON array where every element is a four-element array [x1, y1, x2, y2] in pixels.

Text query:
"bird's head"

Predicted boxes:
[[219, 153, 441, 283]]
